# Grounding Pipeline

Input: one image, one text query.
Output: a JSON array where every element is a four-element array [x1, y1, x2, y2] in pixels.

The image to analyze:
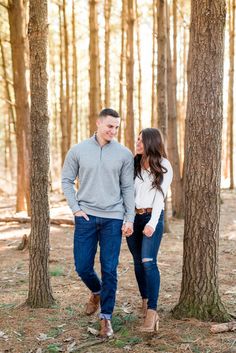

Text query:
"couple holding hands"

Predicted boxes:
[[61, 108, 173, 338]]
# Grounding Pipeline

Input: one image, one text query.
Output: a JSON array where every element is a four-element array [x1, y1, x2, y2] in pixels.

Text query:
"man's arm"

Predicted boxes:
[[61, 146, 81, 214], [120, 151, 135, 235]]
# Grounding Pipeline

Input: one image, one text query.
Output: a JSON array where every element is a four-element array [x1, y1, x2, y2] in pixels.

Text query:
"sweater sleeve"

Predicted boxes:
[[146, 159, 173, 230], [61, 146, 81, 214], [120, 151, 135, 222]]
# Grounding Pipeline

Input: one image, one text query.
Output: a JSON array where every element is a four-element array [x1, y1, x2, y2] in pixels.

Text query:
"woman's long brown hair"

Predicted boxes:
[[134, 128, 167, 195]]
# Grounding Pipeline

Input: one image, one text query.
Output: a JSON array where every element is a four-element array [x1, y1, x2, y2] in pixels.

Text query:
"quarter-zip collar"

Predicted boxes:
[[91, 133, 114, 148]]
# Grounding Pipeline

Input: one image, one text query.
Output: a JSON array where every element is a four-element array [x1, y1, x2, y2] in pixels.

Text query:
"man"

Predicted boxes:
[[61, 108, 134, 338]]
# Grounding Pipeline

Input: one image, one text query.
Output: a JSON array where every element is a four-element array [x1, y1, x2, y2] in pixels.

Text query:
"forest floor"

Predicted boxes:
[[0, 190, 235, 353]]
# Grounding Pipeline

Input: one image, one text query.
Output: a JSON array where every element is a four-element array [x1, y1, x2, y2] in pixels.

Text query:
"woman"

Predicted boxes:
[[125, 128, 173, 332]]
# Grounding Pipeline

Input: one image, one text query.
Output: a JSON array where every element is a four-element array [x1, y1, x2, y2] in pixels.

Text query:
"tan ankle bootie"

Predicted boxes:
[[141, 299, 148, 318], [140, 309, 159, 332]]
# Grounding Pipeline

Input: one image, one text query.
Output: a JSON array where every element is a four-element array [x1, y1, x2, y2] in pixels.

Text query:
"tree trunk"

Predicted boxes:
[[27, 0, 54, 308], [172, 0, 230, 322], [172, 0, 177, 100], [125, 0, 135, 152], [104, 0, 112, 108], [49, 36, 59, 163], [0, 37, 15, 179], [157, 0, 167, 138], [157, 0, 170, 233], [118, 0, 127, 142], [62, 0, 71, 149], [178, 0, 188, 172], [59, 5, 67, 164], [8, 0, 31, 215], [135, 0, 142, 132], [72, 0, 79, 143], [151, 0, 158, 127], [0, 216, 74, 226], [227, 0, 235, 189], [89, 0, 101, 135], [166, 8, 184, 219]]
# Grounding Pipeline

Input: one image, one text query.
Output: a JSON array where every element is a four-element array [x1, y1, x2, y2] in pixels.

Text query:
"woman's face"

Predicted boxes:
[[136, 133, 144, 155]]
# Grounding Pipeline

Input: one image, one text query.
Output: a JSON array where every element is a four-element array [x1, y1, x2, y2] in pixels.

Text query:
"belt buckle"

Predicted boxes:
[[139, 208, 145, 215]]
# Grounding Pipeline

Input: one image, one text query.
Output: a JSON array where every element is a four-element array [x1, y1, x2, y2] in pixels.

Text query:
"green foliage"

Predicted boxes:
[[113, 336, 142, 348], [109, 314, 141, 348], [192, 346, 203, 353], [114, 339, 126, 348], [46, 343, 61, 353], [65, 305, 75, 317], [111, 315, 125, 332], [50, 266, 65, 277], [112, 313, 138, 333], [47, 316, 59, 323], [0, 303, 15, 309], [47, 326, 63, 338], [156, 344, 170, 351]]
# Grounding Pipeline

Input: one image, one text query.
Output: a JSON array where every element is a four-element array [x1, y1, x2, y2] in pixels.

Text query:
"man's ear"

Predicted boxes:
[[96, 118, 100, 128]]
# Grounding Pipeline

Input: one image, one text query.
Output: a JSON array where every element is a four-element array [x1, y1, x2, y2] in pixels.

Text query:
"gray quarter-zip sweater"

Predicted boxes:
[[61, 135, 135, 222]]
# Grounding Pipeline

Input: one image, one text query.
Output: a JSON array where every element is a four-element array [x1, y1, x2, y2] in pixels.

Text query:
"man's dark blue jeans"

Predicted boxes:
[[74, 215, 123, 319], [126, 211, 164, 310]]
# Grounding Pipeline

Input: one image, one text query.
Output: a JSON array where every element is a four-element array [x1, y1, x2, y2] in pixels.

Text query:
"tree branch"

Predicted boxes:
[[0, 2, 8, 10]]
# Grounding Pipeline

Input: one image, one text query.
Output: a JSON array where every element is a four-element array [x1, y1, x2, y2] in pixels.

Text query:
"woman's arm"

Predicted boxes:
[[146, 159, 173, 231]]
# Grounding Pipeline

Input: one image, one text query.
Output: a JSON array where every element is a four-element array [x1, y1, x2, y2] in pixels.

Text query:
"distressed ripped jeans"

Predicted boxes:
[[126, 211, 164, 310]]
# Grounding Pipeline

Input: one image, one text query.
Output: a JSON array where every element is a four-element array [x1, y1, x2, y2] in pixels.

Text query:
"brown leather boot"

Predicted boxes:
[[140, 309, 159, 332], [99, 319, 114, 338], [85, 293, 100, 315], [141, 299, 148, 318]]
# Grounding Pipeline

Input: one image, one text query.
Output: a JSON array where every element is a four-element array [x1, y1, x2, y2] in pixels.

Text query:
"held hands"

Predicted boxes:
[[143, 225, 154, 237], [74, 210, 89, 221], [122, 221, 133, 237]]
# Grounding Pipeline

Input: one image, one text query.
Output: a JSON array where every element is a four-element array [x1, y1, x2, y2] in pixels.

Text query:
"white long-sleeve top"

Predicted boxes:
[[134, 158, 173, 229]]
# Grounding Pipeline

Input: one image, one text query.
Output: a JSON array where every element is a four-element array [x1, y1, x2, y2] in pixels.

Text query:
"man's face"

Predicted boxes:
[[96, 115, 120, 142]]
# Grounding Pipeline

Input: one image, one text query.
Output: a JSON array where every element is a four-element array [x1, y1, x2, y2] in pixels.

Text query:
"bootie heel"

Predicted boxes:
[[140, 309, 159, 333], [141, 299, 148, 318]]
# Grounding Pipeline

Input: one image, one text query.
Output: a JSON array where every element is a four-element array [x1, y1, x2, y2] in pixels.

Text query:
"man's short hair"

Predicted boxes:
[[99, 108, 120, 119]]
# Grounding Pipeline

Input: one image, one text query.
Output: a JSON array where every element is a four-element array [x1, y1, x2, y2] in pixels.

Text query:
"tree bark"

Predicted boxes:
[[0, 37, 15, 179], [118, 0, 127, 142], [72, 0, 79, 143], [59, 5, 67, 164], [125, 0, 135, 152], [151, 0, 158, 127], [172, 0, 177, 101], [8, 0, 31, 215], [227, 0, 235, 189], [89, 0, 100, 135], [210, 321, 236, 333], [49, 35, 59, 165], [172, 0, 230, 322], [157, 0, 168, 139], [27, 0, 54, 308], [157, 0, 171, 233], [62, 0, 72, 149], [166, 6, 184, 218], [135, 0, 142, 132], [0, 216, 74, 226], [104, 0, 112, 108]]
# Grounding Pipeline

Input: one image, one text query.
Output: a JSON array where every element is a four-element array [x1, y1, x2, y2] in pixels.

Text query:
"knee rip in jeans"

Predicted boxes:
[[142, 258, 155, 270], [142, 258, 153, 263]]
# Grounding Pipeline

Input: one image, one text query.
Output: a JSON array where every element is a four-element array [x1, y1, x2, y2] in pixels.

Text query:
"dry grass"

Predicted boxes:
[[0, 190, 235, 353]]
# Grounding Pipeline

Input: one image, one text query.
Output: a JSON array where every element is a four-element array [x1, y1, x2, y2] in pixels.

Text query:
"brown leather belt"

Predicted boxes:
[[135, 208, 152, 215]]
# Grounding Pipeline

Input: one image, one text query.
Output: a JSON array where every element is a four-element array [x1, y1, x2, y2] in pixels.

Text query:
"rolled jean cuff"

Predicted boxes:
[[93, 290, 101, 295], [99, 313, 112, 320]]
